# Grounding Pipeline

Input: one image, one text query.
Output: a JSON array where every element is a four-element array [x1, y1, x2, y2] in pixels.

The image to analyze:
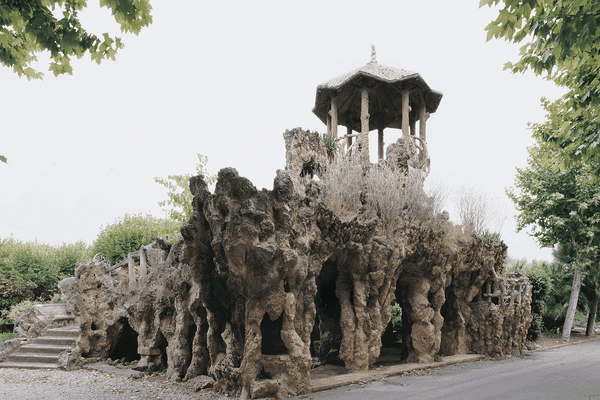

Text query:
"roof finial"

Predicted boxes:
[[370, 44, 377, 63]]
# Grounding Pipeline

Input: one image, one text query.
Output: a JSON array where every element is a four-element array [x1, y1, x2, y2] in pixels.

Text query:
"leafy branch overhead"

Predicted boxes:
[[0, 0, 153, 79], [481, 1, 600, 170]]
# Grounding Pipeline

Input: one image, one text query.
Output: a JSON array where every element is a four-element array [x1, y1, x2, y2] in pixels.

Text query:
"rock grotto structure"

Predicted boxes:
[[58, 130, 531, 399], [58, 53, 532, 399]]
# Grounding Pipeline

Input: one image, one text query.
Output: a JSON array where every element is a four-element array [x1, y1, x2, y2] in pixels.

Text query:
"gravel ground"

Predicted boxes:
[[0, 366, 230, 400], [2, 332, 598, 400]]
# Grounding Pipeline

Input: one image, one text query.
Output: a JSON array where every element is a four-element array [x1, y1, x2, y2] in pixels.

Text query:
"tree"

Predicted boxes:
[[91, 213, 178, 265], [0, 155, 6, 164], [154, 154, 217, 225], [481, 1, 600, 169], [0, 0, 152, 79], [508, 143, 600, 340]]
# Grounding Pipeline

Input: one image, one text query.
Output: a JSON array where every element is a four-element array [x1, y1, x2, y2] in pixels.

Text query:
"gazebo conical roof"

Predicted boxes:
[[312, 59, 442, 132]]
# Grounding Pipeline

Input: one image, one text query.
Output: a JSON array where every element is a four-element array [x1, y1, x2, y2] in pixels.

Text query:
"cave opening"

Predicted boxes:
[[313, 258, 343, 364], [156, 330, 169, 369], [109, 318, 140, 362], [261, 312, 287, 355], [183, 318, 198, 375], [380, 283, 405, 362]]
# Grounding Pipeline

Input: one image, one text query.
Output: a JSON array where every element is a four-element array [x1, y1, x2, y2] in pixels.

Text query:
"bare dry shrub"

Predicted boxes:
[[364, 164, 404, 233], [320, 155, 364, 218], [453, 186, 505, 236], [321, 157, 437, 234], [400, 168, 435, 225], [441, 219, 473, 250], [424, 178, 450, 216]]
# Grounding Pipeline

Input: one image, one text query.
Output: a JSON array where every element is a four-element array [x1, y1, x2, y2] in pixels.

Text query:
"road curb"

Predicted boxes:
[[310, 353, 485, 392], [530, 334, 600, 353], [310, 336, 600, 393]]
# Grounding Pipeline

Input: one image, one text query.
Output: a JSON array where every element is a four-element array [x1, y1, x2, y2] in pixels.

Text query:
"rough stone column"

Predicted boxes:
[[401, 90, 410, 143], [139, 249, 147, 285], [240, 299, 264, 399], [378, 127, 384, 161], [330, 97, 338, 140], [128, 255, 136, 289], [345, 110, 353, 154], [346, 125, 352, 150], [359, 88, 370, 160], [419, 104, 429, 143]]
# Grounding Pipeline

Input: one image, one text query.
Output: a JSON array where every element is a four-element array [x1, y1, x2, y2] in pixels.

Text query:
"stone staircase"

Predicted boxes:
[[0, 326, 79, 369]]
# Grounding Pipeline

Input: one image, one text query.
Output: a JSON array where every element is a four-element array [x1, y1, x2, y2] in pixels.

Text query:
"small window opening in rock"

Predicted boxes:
[[300, 162, 316, 178], [91, 322, 99, 331], [284, 280, 290, 293], [109, 318, 140, 362], [491, 296, 500, 306], [427, 291, 435, 306], [258, 367, 271, 379], [261, 313, 286, 355]]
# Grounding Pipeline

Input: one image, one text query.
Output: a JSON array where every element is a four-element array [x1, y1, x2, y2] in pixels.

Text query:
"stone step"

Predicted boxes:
[[0, 324, 79, 370], [32, 336, 77, 347], [45, 327, 79, 338], [17, 343, 72, 355], [0, 361, 59, 369], [8, 352, 59, 364]]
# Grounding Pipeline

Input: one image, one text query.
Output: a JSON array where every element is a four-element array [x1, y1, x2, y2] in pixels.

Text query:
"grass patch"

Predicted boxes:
[[0, 332, 17, 343]]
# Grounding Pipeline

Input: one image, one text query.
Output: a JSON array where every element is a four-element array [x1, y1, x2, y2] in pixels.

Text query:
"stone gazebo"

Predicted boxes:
[[312, 46, 443, 174]]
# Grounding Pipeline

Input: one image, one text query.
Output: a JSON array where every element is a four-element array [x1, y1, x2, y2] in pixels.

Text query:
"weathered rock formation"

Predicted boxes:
[[60, 128, 532, 399]]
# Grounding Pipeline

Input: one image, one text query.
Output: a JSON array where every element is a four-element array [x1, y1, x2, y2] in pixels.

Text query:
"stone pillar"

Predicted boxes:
[[378, 127, 384, 161], [359, 88, 370, 159], [401, 90, 410, 140], [139, 249, 147, 285], [128, 254, 136, 289], [346, 125, 352, 150], [419, 104, 429, 143], [330, 97, 338, 140]]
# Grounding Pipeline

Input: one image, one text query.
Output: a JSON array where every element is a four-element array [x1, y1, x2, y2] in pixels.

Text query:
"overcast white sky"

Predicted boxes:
[[1, 1, 565, 261]]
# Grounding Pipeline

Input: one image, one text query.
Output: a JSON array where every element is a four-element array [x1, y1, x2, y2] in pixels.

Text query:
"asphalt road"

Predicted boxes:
[[299, 341, 600, 400]]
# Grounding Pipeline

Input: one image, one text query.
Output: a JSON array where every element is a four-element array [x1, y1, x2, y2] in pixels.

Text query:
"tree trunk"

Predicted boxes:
[[562, 268, 582, 341], [586, 286, 598, 336]]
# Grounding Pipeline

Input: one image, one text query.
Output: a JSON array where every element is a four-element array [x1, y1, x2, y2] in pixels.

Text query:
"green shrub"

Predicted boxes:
[[0, 332, 17, 343], [526, 265, 550, 342], [481, 230, 502, 244], [322, 133, 336, 155], [92, 213, 179, 266], [1, 299, 36, 326], [0, 238, 90, 331], [391, 300, 402, 330]]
